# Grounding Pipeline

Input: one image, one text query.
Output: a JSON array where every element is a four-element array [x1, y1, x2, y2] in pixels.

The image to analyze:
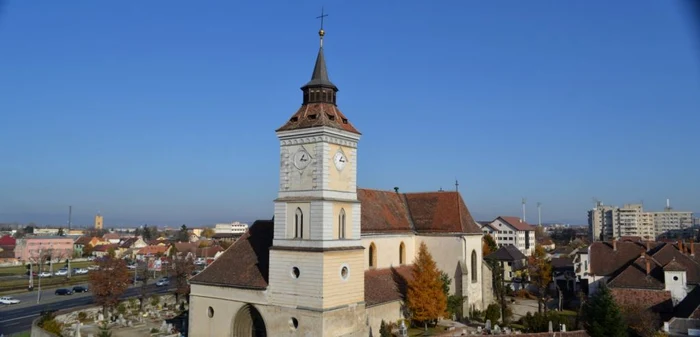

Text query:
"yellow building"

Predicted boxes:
[[94, 213, 103, 230]]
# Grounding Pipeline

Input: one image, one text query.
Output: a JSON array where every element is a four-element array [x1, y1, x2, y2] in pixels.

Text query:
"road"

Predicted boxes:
[[0, 283, 174, 335]]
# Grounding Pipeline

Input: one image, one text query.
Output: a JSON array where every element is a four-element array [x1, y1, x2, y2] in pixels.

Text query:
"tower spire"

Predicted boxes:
[[317, 7, 328, 47]]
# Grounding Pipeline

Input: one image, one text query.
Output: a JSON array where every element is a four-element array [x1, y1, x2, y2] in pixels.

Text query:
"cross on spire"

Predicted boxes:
[[316, 7, 328, 46]]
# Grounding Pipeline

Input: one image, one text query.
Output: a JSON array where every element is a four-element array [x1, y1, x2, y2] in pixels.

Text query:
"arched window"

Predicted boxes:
[[471, 250, 478, 282], [294, 208, 303, 239], [369, 243, 377, 268], [338, 209, 346, 239], [399, 242, 406, 265]]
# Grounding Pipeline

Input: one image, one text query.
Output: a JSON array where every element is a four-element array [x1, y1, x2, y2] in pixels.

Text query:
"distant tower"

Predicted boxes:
[[94, 213, 104, 230], [522, 197, 527, 222], [68, 206, 72, 230], [537, 202, 542, 227]]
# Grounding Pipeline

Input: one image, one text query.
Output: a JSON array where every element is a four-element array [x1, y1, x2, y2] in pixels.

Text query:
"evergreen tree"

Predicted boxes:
[[379, 320, 391, 337], [583, 285, 627, 337], [407, 242, 447, 330]]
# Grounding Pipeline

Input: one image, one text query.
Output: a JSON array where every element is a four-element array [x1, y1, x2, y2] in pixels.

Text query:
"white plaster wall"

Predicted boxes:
[[419, 236, 467, 295], [361, 234, 416, 270], [366, 301, 404, 336]]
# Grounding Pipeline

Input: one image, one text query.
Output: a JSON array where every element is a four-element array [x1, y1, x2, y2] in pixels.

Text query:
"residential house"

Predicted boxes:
[[102, 232, 121, 244], [539, 238, 555, 251], [136, 245, 170, 260], [582, 239, 700, 321], [485, 245, 528, 289], [481, 216, 537, 256], [92, 244, 120, 258]]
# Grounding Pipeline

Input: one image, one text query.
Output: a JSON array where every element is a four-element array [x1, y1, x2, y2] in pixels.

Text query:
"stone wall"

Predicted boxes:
[[481, 261, 494, 310]]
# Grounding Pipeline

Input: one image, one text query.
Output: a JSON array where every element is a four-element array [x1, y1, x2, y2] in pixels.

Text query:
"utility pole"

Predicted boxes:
[[68, 205, 72, 231], [28, 260, 33, 290], [522, 198, 527, 222], [537, 202, 542, 227]]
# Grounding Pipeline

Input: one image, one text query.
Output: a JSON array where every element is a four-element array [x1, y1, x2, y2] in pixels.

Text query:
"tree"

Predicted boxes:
[[483, 234, 498, 256], [583, 285, 628, 337], [57, 227, 65, 236], [142, 225, 152, 241], [620, 304, 661, 337], [528, 244, 552, 313], [107, 247, 116, 258], [170, 254, 195, 304], [138, 261, 151, 311], [407, 242, 447, 330], [485, 303, 501, 323], [83, 244, 95, 258], [177, 225, 189, 242], [379, 320, 392, 337], [201, 227, 215, 239], [25, 225, 35, 234], [89, 256, 130, 317]]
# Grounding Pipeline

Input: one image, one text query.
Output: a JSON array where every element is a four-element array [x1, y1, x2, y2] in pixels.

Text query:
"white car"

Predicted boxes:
[[54, 269, 68, 276], [73, 268, 88, 275], [39, 272, 52, 278], [0, 296, 20, 305]]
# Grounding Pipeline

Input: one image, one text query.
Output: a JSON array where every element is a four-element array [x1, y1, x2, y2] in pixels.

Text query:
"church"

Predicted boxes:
[[188, 24, 492, 337]]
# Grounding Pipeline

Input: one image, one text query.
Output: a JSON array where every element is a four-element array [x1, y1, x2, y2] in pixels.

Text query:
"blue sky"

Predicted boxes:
[[1, 0, 698, 227]]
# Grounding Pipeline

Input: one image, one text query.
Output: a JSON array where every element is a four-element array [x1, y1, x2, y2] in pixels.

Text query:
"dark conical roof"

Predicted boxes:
[[302, 47, 337, 91]]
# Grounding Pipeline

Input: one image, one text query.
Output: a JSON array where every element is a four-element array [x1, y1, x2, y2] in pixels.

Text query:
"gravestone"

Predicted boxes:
[[485, 319, 492, 331]]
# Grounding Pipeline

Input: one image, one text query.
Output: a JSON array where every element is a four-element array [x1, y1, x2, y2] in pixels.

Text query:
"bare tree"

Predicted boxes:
[[89, 256, 130, 317], [170, 254, 195, 304], [138, 260, 150, 311]]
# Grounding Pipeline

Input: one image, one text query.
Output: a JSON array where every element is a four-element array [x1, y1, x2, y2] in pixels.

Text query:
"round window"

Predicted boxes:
[[340, 265, 349, 280], [673, 276, 679, 281], [207, 306, 214, 318], [291, 267, 300, 279]]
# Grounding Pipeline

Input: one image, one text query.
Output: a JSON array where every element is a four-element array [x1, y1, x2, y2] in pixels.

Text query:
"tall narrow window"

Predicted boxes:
[[338, 209, 346, 239], [294, 208, 303, 239], [471, 250, 478, 282], [369, 243, 377, 268], [399, 242, 406, 265]]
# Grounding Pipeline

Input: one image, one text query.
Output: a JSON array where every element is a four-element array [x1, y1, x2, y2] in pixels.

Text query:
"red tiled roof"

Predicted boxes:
[[119, 237, 138, 249], [364, 265, 412, 307], [0, 235, 16, 246], [102, 233, 120, 240], [650, 243, 700, 284], [588, 241, 651, 276], [663, 258, 687, 272], [497, 216, 536, 231], [137, 245, 169, 255], [93, 244, 118, 252], [404, 191, 481, 233], [74, 236, 93, 246], [358, 189, 412, 233], [190, 220, 272, 290], [357, 188, 481, 234], [276, 102, 360, 134], [608, 255, 665, 290], [610, 288, 673, 313]]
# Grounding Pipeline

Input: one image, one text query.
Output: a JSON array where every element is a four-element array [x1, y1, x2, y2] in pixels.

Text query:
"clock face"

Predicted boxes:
[[333, 151, 347, 171], [293, 149, 311, 170]]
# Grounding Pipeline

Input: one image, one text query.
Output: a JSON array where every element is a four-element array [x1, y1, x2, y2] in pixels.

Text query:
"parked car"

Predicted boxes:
[[55, 288, 73, 296], [0, 296, 20, 305], [155, 277, 170, 287], [72, 286, 89, 293], [87, 265, 99, 271], [54, 269, 68, 276], [73, 268, 88, 275], [38, 272, 52, 278]]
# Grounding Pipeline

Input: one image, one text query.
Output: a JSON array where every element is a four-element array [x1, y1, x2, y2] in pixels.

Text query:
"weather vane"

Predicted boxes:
[[316, 7, 328, 46]]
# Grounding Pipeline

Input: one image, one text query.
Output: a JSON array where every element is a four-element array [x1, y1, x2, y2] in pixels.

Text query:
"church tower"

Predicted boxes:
[[268, 20, 367, 336]]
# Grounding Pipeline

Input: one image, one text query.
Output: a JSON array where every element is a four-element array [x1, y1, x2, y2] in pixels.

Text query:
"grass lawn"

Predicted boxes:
[[407, 327, 448, 336], [0, 270, 138, 295], [0, 261, 94, 277], [559, 309, 578, 316]]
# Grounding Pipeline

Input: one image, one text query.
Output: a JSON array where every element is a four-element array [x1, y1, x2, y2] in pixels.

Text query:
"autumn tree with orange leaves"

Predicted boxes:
[[407, 242, 447, 330], [89, 256, 130, 317]]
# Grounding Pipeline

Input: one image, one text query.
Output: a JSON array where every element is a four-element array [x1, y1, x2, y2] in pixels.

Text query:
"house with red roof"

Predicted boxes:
[[480, 216, 537, 256]]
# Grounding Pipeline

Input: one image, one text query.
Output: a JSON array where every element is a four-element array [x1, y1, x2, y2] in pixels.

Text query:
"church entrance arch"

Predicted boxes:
[[232, 304, 267, 337]]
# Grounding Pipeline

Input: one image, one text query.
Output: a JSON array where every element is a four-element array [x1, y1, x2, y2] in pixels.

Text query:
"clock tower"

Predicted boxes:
[[268, 24, 367, 335]]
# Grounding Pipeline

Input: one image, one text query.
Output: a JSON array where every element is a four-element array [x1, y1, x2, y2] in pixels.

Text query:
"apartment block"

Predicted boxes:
[[588, 201, 693, 241], [214, 221, 249, 235], [480, 216, 536, 256]]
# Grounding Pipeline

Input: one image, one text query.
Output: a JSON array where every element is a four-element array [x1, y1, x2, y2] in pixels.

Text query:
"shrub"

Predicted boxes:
[[522, 311, 573, 333], [128, 298, 138, 309], [150, 328, 160, 333], [379, 320, 392, 337], [150, 295, 160, 307], [117, 303, 127, 315], [469, 308, 484, 322], [77, 311, 88, 322], [485, 303, 501, 324]]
